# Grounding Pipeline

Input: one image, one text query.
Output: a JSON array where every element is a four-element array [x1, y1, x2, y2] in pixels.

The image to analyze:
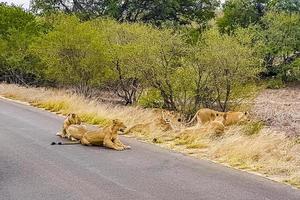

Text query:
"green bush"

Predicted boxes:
[[266, 78, 285, 89], [282, 59, 300, 82], [0, 4, 45, 84], [138, 88, 163, 108], [243, 121, 264, 136]]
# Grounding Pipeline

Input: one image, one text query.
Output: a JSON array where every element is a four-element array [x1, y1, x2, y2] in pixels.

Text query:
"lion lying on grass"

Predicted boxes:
[[186, 108, 224, 126], [153, 112, 228, 143], [207, 113, 226, 136], [187, 108, 248, 126], [224, 111, 249, 126], [125, 110, 182, 136]]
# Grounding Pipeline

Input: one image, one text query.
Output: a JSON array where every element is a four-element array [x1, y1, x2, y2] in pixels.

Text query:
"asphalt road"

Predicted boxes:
[[0, 98, 300, 200]]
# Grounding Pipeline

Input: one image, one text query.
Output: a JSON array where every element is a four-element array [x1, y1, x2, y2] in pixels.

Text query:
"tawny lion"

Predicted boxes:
[[187, 108, 249, 126], [56, 113, 82, 138], [65, 124, 88, 141], [53, 119, 131, 151], [223, 111, 249, 126], [186, 108, 224, 126], [206, 113, 226, 135]]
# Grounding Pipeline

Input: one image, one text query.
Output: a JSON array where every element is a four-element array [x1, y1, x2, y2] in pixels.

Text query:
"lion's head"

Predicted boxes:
[[112, 119, 127, 133], [67, 113, 82, 125], [224, 111, 250, 126]]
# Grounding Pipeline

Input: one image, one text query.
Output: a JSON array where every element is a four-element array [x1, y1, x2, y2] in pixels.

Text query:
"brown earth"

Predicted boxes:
[[252, 84, 300, 136]]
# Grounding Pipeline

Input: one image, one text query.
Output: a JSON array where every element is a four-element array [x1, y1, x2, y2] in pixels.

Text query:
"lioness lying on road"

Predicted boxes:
[[56, 113, 82, 138], [65, 124, 88, 141], [53, 119, 131, 151], [80, 119, 130, 151]]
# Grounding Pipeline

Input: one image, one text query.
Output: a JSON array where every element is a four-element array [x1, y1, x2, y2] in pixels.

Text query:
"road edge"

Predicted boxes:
[[0, 94, 299, 191]]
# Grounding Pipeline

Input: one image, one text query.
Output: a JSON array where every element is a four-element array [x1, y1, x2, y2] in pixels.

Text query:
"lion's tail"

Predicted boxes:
[[51, 141, 80, 145], [185, 110, 199, 126]]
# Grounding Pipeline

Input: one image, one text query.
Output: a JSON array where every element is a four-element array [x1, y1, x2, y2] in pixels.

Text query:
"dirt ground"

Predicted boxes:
[[252, 84, 300, 136]]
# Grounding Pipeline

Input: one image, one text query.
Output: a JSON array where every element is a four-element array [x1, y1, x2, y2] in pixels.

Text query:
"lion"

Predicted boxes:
[[206, 113, 227, 136], [65, 124, 89, 141], [223, 111, 249, 126], [157, 112, 227, 143], [80, 119, 131, 151], [56, 113, 82, 138], [52, 119, 131, 151], [152, 110, 183, 132], [125, 110, 182, 136], [186, 108, 224, 126], [160, 110, 182, 131], [124, 123, 151, 135]]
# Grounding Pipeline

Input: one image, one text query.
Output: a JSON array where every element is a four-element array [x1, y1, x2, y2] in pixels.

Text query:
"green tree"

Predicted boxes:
[[269, 0, 300, 13], [134, 28, 261, 113], [30, 15, 109, 96], [31, 0, 219, 27], [217, 0, 269, 33], [133, 28, 188, 110], [192, 29, 261, 111], [114, 0, 220, 27], [91, 19, 149, 105], [255, 12, 300, 80], [217, 0, 300, 34], [0, 4, 44, 84]]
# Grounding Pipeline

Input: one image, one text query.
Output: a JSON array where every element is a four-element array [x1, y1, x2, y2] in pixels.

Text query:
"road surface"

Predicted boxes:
[[0, 98, 299, 200]]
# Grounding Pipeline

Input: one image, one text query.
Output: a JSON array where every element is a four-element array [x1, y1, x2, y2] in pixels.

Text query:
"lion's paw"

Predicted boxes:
[[56, 132, 62, 137]]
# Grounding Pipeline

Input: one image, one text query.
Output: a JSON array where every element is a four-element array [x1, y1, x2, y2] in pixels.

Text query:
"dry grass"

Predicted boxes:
[[1, 83, 299, 189]]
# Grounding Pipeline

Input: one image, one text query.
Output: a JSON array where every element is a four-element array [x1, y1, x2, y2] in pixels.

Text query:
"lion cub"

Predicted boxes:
[[80, 119, 131, 151]]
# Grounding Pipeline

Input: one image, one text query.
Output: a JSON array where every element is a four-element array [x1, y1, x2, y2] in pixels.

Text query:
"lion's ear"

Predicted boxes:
[[223, 113, 227, 120], [71, 113, 76, 118]]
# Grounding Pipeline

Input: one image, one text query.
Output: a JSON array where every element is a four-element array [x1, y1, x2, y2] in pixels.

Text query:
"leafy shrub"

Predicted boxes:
[[282, 59, 300, 82], [243, 121, 264, 136], [266, 78, 285, 89], [138, 88, 163, 108]]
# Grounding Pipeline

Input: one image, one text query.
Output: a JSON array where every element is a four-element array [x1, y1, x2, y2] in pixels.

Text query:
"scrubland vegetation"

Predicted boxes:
[[0, 0, 299, 188], [1, 1, 299, 113]]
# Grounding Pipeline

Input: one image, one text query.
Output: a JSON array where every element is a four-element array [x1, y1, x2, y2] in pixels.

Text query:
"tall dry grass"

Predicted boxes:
[[0, 83, 299, 188]]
